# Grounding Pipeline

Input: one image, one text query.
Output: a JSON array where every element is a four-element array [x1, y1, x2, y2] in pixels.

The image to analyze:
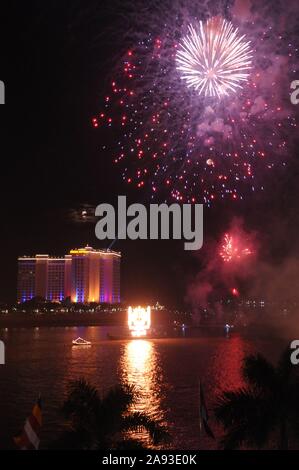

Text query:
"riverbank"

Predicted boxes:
[[0, 309, 184, 328], [0, 312, 128, 327], [0, 312, 298, 342]]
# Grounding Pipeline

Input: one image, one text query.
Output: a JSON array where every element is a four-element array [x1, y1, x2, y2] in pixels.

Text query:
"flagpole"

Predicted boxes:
[[198, 378, 216, 441], [198, 378, 203, 435]]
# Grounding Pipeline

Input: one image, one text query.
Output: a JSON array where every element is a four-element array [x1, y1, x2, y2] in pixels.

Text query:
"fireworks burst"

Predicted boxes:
[[176, 17, 252, 98], [220, 233, 252, 263], [92, 0, 297, 205]]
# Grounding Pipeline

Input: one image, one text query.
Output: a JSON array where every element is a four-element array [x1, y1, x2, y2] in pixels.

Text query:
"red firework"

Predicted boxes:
[[220, 233, 252, 263], [231, 287, 239, 296]]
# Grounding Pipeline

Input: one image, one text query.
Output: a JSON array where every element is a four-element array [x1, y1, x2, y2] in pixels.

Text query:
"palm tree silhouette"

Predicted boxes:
[[50, 378, 168, 449], [214, 349, 299, 449]]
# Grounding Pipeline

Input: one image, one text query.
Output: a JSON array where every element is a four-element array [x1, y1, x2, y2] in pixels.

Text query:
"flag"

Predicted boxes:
[[199, 380, 215, 439], [14, 397, 42, 450]]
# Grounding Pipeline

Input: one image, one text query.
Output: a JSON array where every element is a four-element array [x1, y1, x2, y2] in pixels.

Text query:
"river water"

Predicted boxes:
[[0, 326, 290, 449]]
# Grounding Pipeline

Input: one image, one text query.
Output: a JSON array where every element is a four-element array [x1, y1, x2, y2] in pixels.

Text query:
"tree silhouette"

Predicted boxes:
[[214, 349, 299, 449], [50, 378, 168, 449]]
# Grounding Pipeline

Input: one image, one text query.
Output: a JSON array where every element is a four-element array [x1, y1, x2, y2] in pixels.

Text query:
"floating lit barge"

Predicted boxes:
[[108, 306, 152, 340]]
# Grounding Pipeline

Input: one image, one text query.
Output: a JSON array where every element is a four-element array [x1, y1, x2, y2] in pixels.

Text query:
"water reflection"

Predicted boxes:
[[119, 340, 165, 443], [0, 327, 285, 449], [210, 335, 252, 396]]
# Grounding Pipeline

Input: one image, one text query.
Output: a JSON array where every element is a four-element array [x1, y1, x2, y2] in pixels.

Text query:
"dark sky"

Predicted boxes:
[[1, 1, 299, 307]]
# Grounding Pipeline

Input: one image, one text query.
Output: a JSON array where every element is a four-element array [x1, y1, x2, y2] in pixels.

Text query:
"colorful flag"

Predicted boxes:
[[14, 398, 42, 450], [199, 380, 215, 439]]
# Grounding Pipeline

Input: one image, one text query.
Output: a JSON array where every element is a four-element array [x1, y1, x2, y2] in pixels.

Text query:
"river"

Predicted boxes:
[[0, 326, 290, 449]]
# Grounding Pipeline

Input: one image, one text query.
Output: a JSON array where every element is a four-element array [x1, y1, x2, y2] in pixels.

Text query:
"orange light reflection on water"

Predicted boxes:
[[119, 339, 166, 445]]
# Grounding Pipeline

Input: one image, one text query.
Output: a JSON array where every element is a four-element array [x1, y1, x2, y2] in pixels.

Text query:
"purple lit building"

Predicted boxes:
[[17, 246, 121, 304]]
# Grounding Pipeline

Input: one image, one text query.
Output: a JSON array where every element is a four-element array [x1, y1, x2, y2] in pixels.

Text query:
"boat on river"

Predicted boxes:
[[72, 337, 91, 346]]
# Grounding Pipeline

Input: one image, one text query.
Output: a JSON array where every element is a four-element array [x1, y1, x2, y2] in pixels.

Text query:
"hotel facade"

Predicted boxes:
[[17, 246, 121, 304]]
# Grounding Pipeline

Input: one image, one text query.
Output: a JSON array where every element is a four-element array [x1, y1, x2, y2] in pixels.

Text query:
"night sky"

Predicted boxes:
[[1, 0, 299, 307]]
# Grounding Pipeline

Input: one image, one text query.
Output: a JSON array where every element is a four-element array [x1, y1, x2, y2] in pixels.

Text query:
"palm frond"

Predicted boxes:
[[242, 354, 277, 391], [54, 379, 168, 449], [101, 383, 136, 415], [215, 349, 299, 449], [282, 379, 299, 435], [62, 378, 100, 430], [219, 423, 267, 450], [98, 384, 137, 437], [121, 412, 169, 445], [277, 347, 297, 384], [214, 387, 276, 449], [215, 388, 260, 425]]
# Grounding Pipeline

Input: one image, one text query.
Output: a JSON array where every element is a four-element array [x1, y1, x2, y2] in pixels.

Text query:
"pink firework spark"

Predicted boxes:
[[176, 17, 252, 98]]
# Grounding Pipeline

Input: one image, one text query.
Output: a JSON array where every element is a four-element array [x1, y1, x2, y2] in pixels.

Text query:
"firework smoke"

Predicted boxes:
[[219, 231, 253, 262], [186, 217, 257, 322]]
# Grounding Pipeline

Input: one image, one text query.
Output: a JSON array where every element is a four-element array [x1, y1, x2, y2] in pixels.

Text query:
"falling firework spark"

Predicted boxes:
[[176, 17, 252, 98], [220, 233, 252, 263], [231, 287, 239, 296]]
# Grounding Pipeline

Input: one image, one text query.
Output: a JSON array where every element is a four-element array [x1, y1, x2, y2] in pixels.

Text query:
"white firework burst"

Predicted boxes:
[[176, 17, 253, 98]]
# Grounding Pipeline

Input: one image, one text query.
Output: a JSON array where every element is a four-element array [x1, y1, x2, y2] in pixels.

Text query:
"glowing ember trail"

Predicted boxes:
[[176, 17, 252, 98], [220, 233, 252, 263]]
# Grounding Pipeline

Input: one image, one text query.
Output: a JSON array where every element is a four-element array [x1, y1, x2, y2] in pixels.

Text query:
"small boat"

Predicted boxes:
[[72, 337, 91, 346]]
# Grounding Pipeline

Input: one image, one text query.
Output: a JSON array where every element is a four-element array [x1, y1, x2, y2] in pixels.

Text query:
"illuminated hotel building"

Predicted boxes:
[[17, 246, 121, 304]]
